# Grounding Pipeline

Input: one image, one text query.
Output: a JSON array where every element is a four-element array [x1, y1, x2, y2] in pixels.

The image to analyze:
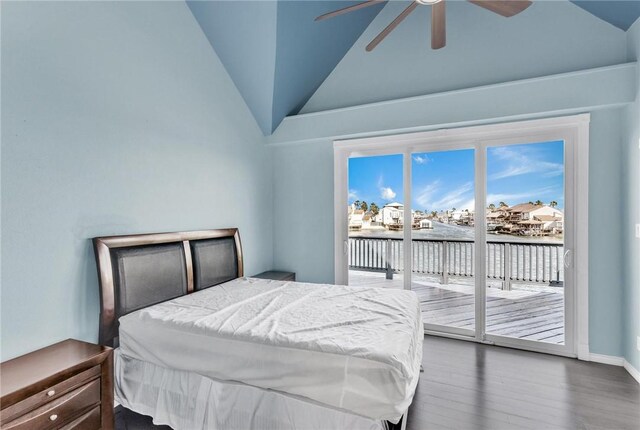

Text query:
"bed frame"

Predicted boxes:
[[93, 228, 243, 347], [93, 227, 406, 430]]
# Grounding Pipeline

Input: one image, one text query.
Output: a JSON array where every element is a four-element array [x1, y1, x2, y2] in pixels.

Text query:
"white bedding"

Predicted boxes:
[[115, 350, 388, 430], [118, 277, 423, 422]]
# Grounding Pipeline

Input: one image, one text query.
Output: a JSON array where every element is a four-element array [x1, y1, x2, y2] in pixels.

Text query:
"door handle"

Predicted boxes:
[[563, 249, 572, 268]]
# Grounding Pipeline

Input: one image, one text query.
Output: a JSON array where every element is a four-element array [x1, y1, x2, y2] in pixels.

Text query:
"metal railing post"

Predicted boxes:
[[442, 241, 449, 285], [385, 239, 393, 280], [503, 243, 512, 291]]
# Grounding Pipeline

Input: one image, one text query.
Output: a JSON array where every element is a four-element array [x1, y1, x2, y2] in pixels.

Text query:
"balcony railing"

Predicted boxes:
[[348, 236, 564, 290]]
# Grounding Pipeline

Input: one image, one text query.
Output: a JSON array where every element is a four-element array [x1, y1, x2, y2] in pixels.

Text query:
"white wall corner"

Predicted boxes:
[[588, 352, 625, 366], [588, 353, 640, 384], [624, 360, 640, 384]]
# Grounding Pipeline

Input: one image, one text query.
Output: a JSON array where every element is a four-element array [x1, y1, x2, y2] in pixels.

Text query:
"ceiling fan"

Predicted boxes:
[[315, 0, 532, 51]]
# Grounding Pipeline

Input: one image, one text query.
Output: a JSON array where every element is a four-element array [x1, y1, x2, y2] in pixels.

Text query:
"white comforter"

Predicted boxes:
[[118, 277, 423, 422]]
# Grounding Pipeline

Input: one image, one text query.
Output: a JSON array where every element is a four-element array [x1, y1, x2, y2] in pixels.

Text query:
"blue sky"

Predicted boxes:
[[348, 140, 564, 212]]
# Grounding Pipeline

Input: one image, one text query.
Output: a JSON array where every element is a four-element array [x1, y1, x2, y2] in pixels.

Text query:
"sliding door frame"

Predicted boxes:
[[334, 114, 590, 359]]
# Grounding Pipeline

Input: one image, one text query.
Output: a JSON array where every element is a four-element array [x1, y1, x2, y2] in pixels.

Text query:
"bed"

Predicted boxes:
[[93, 228, 423, 430]]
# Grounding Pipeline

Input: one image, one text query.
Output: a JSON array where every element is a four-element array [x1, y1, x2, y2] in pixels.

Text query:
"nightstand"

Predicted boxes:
[[253, 271, 296, 282], [0, 339, 113, 430]]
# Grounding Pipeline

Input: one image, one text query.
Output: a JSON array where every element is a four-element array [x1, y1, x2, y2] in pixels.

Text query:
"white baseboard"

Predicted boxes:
[[588, 353, 640, 384], [588, 353, 625, 366], [624, 360, 640, 384]]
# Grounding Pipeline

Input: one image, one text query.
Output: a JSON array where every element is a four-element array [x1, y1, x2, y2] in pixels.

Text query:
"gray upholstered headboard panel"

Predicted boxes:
[[111, 243, 188, 316], [191, 237, 239, 291], [93, 228, 243, 347]]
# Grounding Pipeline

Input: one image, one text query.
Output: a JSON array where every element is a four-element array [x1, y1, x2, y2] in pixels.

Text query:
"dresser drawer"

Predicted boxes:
[[0, 365, 100, 424], [59, 405, 100, 430], [2, 379, 100, 430]]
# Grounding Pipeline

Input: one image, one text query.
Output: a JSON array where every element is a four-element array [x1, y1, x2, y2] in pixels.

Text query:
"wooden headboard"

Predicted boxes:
[[93, 228, 243, 347]]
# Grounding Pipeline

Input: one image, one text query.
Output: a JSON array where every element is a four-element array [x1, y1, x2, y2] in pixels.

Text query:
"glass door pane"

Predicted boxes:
[[411, 149, 475, 333], [485, 141, 565, 344], [347, 154, 405, 289]]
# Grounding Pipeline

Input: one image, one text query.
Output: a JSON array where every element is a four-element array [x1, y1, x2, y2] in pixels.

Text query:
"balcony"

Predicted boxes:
[[348, 237, 565, 344]]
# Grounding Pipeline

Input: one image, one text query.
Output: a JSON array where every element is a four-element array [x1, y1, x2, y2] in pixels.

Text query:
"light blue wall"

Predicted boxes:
[[272, 109, 628, 357], [301, 0, 627, 113], [272, 140, 335, 281], [588, 109, 625, 357], [1, 1, 273, 361], [622, 19, 640, 371], [272, 0, 635, 358]]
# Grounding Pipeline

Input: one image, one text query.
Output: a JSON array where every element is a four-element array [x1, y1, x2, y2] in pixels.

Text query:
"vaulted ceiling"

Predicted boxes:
[[571, 1, 640, 31], [187, 1, 640, 136], [187, 1, 384, 135]]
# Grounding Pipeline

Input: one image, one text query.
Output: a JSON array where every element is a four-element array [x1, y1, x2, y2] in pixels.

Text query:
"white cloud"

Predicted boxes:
[[380, 187, 396, 200], [431, 182, 474, 211], [489, 146, 563, 180], [413, 155, 431, 165], [377, 175, 397, 201], [348, 189, 358, 200], [414, 181, 440, 209]]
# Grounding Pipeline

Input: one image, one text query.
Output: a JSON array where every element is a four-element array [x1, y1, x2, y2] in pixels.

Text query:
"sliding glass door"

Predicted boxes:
[[347, 154, 405, 289], [335, 115, 584, 357], [411, 149, 476, 337], [484, 140, 571, 351]]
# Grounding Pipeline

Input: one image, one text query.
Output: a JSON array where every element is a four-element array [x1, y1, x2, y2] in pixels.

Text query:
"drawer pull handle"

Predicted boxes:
[[47, 390, 55, 397], [49, 414, 58, 422]]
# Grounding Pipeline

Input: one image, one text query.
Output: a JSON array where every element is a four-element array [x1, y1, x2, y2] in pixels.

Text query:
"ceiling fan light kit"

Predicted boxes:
[[316, 0, 532, 51]]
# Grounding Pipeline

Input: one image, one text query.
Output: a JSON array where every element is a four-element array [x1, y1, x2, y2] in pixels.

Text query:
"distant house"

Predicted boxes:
[[450, 209, 473, 225], [381, 202, 403, 227], [419, 219, 433, 229], [507, 203, 543, 221], [486, 208, 509, 231], [533, 214, 564, 232], [506, 203, 564, 235], [379, 202, 416, 228], [348, 209, 364, 230]]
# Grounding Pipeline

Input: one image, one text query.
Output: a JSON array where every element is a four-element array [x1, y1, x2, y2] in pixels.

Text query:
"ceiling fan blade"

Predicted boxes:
[[431, 1, 446, 49], [366, 1, 419, 52], [315, 1, 384, 21], [468, 0, 532, 17]]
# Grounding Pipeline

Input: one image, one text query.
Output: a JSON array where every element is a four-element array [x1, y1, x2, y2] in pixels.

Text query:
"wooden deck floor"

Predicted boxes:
[[349, 271, 565, 344]]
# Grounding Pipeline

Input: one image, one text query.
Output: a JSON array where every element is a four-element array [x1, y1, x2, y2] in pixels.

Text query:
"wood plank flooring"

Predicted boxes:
[[116, 336, 640, 430], [408, 336, 640, 430], [350, 271, 565, 344]]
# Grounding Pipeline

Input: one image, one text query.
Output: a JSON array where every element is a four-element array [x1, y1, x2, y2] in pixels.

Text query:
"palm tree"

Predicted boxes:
[[360, 201, 368, 212], [499, 202, 508, 208], [370, 202, 379, 216], [550, 201, 558, 207], [488, 203, 496, 210], [431, 211, 438, 218], [534, 200, 543, 206]]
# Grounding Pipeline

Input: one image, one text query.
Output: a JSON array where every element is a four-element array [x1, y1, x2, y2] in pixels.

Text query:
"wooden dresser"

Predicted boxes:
[[0, 339, 113, 430]]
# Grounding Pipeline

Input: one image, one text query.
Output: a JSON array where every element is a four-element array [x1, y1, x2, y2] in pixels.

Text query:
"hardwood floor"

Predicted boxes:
[[409, 336, 640, 430], [116, 336, 640, 430], [350, 270, 565, 344]]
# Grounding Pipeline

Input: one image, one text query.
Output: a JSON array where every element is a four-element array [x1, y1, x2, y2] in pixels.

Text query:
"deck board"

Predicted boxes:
[[350, 270, 565, 344]]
